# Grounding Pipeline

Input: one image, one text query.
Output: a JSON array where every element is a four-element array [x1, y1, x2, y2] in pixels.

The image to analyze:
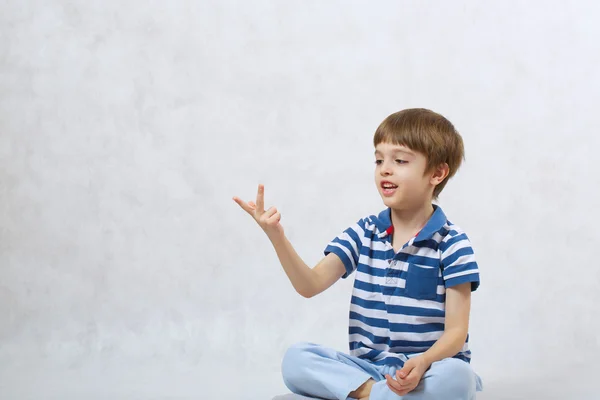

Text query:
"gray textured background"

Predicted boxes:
[[1, 1, 598, 399]]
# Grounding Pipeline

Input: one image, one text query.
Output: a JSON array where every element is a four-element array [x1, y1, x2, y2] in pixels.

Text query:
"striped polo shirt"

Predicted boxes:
[[324, 204, 480, 366]]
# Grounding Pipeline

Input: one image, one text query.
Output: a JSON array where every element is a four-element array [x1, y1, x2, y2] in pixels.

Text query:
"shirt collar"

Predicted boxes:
[[375, 204, 447, 242]]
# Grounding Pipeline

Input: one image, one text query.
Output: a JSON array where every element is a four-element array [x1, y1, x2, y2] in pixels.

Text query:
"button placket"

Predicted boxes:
[[385, 259, 399, 284]]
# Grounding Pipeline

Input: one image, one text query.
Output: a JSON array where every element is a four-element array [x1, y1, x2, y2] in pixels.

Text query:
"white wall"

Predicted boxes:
[[1, 1, 598, 399]]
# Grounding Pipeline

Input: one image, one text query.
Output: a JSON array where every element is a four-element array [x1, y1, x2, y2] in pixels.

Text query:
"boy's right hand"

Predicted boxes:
[[233, 184, 284, 238]]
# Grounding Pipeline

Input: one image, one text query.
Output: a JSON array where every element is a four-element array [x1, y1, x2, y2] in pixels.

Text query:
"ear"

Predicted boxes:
[[430, 163, 449, 186]]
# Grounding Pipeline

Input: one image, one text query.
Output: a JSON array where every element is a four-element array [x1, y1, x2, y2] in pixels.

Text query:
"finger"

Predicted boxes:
[[398, 383, 418, 396], [397, 378, 412, 387], [248, 201, 256, 208], [394, 374, 411, 387], [261, 207, 278, 221], [232, 197, 254, 215], [388, 386, 404, 396], [385, 376, 404, 396], [399, 379, 416, 389], [400, 368, 421, 387], [387, 377, 415, 396], [396, 369, 419, 389], [385, 374, 403, 392], [396, 372, 412, 387], [397, 364, 413, 380], [266, 211, 281, 224], [256, 184, 265, 214]]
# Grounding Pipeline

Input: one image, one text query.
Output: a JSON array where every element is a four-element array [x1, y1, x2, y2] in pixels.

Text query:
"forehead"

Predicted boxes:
[[374, 143, 414, 155]]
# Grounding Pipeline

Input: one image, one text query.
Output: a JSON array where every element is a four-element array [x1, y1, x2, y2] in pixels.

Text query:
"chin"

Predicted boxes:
[[382, 197, 400, 207]]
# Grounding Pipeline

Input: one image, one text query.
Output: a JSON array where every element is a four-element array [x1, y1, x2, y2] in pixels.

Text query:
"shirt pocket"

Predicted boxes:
[[404, 263, 439, 300]]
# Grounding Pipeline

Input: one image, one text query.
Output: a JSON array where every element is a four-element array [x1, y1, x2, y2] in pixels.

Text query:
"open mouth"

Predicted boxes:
[[381, 182, 398, 196]]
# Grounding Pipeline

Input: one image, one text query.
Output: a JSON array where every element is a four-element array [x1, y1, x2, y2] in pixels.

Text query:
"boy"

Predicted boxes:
[[233, 108, 483, 399]]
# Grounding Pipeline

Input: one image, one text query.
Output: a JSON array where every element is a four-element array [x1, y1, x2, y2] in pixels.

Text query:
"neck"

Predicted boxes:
[[390, 201, 435, 234]]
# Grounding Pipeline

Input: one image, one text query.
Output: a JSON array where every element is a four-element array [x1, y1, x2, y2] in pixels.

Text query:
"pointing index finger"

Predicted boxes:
[[233, 196, 253, 215]]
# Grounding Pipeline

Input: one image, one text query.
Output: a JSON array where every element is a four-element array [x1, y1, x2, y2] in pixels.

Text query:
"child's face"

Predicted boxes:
[[374, 142, 434, 209]]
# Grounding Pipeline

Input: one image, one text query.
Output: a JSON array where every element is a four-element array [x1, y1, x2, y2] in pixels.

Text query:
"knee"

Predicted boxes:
[[426, 358, 476, 399], [281, 342, 315, 388]]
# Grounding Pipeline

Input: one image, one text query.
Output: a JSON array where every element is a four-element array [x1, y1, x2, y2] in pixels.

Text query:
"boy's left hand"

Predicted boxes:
[[385, 356, 428, 396]]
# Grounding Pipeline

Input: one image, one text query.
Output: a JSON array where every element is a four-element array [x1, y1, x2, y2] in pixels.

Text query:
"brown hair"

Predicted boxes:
[[373, 108, 465, 198]]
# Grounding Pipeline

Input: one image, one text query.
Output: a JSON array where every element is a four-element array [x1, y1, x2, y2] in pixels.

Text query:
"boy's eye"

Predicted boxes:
[[375, 159, 407, 165]]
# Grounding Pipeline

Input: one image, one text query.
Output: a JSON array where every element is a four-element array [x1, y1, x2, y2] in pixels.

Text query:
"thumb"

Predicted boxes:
[[397, 362, 414, 379]]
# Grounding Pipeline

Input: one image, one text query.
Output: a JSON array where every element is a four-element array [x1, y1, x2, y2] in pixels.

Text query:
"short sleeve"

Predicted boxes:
[[440, 231, 480, 291], [323, 218, 365, 279]]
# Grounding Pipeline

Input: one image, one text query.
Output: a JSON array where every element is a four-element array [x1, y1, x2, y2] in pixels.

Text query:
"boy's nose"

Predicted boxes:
[[380, 166, 393, 175]]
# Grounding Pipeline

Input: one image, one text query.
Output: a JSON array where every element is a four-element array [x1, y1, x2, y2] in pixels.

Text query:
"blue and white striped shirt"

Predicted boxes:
[[324, 205, 480, 366]]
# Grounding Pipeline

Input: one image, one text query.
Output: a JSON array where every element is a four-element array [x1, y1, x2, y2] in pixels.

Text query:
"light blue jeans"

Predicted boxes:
[[282, 342, 483, 400]]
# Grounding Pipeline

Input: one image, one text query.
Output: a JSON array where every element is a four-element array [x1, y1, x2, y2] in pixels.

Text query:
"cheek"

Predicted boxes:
[[402, 173, 428, 189]]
